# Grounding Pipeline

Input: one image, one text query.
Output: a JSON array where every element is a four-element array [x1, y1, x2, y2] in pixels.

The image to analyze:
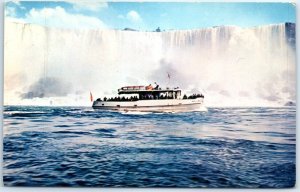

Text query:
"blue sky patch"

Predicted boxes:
[[5, 1, 296, 30]]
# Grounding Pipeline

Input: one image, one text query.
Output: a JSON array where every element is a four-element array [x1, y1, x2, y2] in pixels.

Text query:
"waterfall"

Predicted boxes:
[[4, 21, 296, 106]]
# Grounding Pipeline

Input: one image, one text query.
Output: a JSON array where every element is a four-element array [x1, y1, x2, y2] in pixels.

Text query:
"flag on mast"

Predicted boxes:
[[167, 72, 171, 85], [90, 91, 93, 102]]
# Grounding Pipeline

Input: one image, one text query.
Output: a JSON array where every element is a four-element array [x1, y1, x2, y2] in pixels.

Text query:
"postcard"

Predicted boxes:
[[3, 1, 296, 187]]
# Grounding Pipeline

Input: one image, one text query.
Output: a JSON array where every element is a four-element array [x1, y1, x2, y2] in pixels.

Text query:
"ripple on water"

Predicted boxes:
[[2, 106, 296, 187]]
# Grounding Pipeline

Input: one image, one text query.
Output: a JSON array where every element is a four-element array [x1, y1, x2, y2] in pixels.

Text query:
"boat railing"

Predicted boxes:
[[95, 93, 204, 102], [118, 86, 145, 92]]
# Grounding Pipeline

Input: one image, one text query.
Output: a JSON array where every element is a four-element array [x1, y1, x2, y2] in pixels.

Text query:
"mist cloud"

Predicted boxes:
[[21, 77, 72, 99], [5, 21, 296, 107], [148, 59, 193, 89]]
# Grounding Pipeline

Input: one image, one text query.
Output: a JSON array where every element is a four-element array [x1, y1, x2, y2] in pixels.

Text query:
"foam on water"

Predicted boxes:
[[120, 111, 153, 115]]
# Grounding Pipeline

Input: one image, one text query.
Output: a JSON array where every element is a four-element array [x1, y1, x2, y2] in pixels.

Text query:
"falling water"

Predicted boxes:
[[4, 21, 296, 106]]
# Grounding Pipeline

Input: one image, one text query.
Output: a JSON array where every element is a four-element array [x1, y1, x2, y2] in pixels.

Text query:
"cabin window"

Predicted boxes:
[[102, 104, 104, 106], [116, 105, 120, 107]]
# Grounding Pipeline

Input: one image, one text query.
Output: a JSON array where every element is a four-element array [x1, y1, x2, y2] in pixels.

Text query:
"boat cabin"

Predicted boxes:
[[118, 86, 181, 100]]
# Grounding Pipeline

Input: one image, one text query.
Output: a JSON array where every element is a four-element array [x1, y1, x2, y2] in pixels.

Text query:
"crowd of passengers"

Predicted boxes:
[[96, 93, 204, 102], [96, 96, 139, 102], [183, 94, 204, 99], [140, 94, 174, 100]]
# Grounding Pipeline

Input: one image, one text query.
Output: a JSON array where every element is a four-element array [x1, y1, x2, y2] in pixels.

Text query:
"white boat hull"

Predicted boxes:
[[92, 98, 204, 112]]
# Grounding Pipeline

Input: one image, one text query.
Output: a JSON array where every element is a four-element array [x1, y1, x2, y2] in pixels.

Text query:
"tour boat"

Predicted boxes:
[[92, 85, 204, 112]]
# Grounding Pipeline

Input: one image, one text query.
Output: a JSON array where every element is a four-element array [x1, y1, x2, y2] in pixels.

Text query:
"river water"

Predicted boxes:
[[3, 106, 296, 187]]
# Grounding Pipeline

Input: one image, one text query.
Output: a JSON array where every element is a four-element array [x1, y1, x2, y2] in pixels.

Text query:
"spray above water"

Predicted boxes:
[[4, 21, 296, 107], [20, 77, 72, 99]]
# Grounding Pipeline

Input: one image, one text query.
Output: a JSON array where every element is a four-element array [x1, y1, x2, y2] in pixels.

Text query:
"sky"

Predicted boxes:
[[5, 1, 296, 31]]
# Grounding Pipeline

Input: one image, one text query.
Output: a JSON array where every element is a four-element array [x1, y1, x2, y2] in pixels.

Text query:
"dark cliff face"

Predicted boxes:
[[285, 22, 295, 49]]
